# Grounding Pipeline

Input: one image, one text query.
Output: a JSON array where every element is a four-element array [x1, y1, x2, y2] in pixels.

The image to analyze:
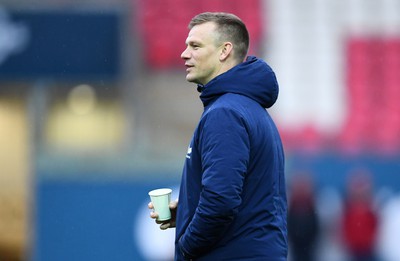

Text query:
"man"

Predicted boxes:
[[149, 12, 288, 260]]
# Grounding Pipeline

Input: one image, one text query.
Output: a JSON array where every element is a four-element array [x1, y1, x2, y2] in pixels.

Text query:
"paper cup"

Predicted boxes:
[[148, 188, 172, 221]]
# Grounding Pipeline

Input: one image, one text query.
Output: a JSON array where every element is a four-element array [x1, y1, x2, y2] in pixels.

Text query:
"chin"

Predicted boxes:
[[186, 76, 197, 83]]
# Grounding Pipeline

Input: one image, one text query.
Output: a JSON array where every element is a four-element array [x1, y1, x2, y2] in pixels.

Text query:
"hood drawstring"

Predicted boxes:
[[197, 84, 205, 93]]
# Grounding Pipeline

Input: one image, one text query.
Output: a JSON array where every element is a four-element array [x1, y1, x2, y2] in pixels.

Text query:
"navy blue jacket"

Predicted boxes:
[[175, 56, 288, 260]]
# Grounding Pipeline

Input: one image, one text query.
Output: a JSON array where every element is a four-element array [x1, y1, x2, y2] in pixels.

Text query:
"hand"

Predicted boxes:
[[148, 200, 178, 230]]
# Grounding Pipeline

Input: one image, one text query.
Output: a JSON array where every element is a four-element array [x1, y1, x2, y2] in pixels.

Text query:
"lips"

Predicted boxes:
[[185, 64, 194, 72]]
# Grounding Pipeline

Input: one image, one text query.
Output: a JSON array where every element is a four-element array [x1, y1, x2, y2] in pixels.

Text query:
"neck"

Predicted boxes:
[[214, 59, 238, 80]]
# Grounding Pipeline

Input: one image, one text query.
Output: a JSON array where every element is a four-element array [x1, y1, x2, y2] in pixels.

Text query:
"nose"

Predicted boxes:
[[181, 47, 190, 60]]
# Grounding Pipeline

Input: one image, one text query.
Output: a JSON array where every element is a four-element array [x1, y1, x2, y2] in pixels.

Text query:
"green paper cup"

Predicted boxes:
[[148, 188, 172, 221]]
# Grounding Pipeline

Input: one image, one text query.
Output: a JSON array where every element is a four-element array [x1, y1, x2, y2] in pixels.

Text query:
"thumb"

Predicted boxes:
[[169, 200, 178, 209]]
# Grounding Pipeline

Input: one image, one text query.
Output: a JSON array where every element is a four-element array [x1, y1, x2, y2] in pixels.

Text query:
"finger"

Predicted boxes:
[[160, 223, 170, 230], [169, 200, 178, 209], [148, 202, 154, 209], [150, 211, 158, 219]]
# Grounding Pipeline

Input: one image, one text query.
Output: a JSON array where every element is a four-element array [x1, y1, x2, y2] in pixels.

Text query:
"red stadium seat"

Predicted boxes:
[[137, 0, 263, 69], [340, 37, 400, 154]]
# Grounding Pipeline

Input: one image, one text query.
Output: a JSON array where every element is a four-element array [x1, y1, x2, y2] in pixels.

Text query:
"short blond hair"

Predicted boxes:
[[189, 12, 249, 63]]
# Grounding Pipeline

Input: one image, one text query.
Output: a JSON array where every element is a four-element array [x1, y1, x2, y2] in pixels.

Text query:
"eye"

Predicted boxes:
[[189, 42, 200, 49]]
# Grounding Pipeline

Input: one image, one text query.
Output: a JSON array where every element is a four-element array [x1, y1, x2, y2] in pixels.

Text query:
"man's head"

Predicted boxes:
[[181, 12, 250, 85]]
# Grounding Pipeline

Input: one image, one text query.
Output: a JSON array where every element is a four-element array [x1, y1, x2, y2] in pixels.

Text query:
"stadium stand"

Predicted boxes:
[[137, 0, 263, 69]]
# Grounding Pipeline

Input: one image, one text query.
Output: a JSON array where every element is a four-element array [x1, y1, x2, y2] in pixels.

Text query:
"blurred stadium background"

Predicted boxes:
[[0, 0, 399, 260]]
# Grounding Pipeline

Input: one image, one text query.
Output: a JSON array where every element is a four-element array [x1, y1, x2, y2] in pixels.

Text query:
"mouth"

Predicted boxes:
[[185, 64, 194, 72]]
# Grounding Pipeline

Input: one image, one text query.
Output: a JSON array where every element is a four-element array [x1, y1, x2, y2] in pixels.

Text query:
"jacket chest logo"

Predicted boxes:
[[186, 146, 192, 159]]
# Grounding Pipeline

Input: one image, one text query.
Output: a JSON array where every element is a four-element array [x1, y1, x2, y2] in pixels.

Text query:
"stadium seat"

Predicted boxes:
[[137, 0, 263, 69]]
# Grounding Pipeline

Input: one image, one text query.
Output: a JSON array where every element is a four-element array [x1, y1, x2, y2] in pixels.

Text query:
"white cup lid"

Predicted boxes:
[[148, 188, 172, 196]]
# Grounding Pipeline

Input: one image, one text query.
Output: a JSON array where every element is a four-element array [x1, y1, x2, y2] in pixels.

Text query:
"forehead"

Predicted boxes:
[[186, 22, 218, 44]]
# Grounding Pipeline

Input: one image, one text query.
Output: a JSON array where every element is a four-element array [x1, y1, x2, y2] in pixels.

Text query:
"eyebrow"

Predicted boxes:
[[185, 40, 203, 48]]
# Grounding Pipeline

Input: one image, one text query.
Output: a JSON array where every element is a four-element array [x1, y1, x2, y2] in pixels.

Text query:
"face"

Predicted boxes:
[[181, 22, 224, 85]]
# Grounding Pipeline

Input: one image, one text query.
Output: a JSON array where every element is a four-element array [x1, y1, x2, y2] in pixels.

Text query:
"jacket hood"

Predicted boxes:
[[197, 56, 279, 108]]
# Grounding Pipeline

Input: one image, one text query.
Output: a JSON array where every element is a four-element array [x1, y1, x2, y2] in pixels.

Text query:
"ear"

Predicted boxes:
[[219, 42, 233, 61]]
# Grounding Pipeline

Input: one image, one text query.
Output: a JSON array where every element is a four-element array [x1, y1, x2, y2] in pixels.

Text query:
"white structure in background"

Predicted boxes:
[[264, 0, 400, 135], [377, 195, 400, 261], [0, 7, 29, 64]]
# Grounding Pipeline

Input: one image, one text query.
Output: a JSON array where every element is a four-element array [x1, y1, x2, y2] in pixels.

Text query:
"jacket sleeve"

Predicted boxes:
[[178, 107, 250, 258]]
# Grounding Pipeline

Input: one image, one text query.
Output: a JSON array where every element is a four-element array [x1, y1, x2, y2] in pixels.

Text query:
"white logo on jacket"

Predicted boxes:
[[186, 146, 192, 159]]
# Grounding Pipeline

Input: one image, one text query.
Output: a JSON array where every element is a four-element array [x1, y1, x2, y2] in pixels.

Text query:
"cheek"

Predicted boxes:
[[196, 54, 210, 67], [193, 52, 214, 73]]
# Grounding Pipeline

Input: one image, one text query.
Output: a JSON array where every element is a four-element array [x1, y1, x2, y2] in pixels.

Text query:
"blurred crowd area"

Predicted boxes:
[[0, 0, 399, 260], [287, 168, 400, 261]]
